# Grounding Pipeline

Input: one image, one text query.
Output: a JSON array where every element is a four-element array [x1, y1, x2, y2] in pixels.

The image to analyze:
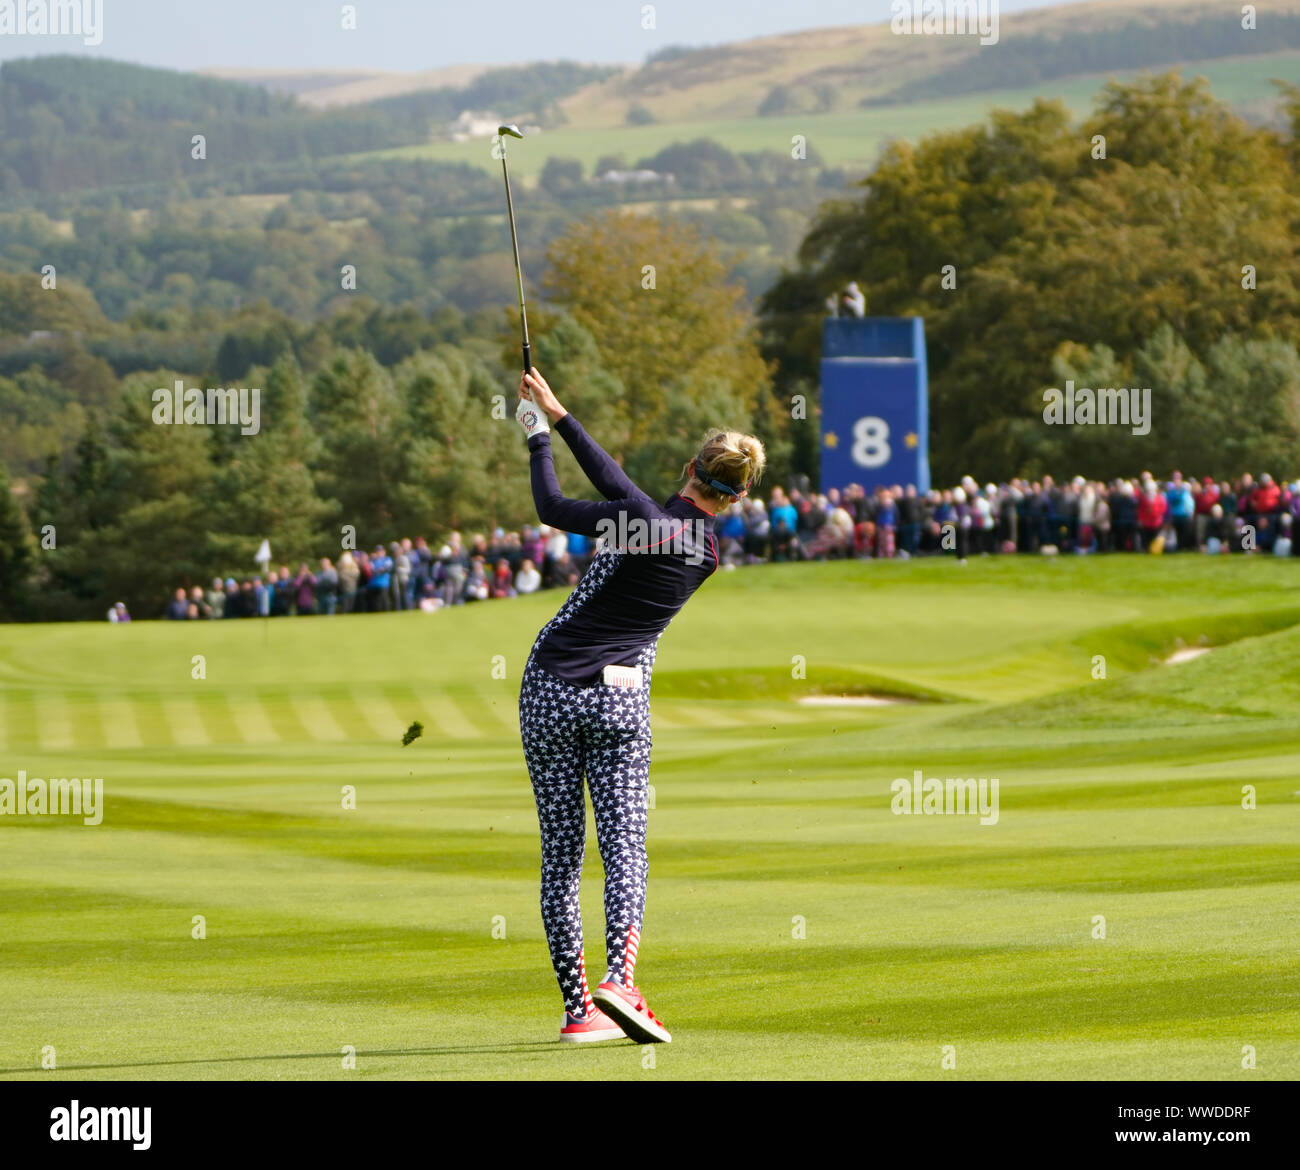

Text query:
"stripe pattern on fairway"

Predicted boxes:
[[6, 686, 848, 751], [5, 685, 538, 751]]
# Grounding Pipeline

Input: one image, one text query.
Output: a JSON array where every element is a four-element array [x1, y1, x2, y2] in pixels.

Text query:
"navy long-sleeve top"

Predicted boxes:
[[527, 414, 719, 685]]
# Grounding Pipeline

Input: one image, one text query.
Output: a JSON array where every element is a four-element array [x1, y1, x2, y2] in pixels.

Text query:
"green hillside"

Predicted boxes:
[[356, 52, 1300, 180], [7, 0, 1300, 200], [557, 0, 1300, 126]]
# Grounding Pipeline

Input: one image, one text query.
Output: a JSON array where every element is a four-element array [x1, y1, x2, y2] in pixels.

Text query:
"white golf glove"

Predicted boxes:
[[516, 395, 550, 439]]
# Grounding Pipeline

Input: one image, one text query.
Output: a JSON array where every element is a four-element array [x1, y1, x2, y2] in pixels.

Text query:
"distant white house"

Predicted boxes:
[[447, 111, 541, 142], [599, 169, 675, 185], [448, 111, 500, 141]]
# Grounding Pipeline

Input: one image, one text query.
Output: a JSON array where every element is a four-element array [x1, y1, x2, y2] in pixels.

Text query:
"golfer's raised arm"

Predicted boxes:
[[523, 370, 650, 504], [552, 415, 653, 505], [526, 426, 643, 536]]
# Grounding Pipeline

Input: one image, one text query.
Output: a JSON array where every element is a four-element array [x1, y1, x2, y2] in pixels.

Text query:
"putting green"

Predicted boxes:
[[1, 556, 1297, 1080]]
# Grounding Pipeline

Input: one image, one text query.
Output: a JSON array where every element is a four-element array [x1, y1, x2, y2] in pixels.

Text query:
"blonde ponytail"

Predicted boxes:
[[682, 430, 766, 507]]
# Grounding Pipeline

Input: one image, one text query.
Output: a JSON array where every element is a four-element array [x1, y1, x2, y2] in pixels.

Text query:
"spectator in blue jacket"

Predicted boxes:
[[768, 487, 798, 562], [718, 501, 747, 566], [367, 545, 393, 612], [567, 531, 589, 561], [1166, 471, 1195, 552]]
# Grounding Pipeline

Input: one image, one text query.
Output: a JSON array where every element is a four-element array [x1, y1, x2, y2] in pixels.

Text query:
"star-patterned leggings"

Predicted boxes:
[[519, 644, 656, 1017]]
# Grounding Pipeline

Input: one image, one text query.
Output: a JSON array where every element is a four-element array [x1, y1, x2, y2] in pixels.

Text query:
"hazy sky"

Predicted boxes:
[[0, 0, 1071, 72]]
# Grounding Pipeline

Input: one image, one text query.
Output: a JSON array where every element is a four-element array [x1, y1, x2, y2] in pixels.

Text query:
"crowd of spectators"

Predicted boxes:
[[152, 470, 1298, 619], [716, 470, 1299, 562], [158, 530, 587, 620]]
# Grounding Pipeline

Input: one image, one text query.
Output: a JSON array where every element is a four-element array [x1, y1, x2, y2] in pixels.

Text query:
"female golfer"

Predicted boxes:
[[515, 368, 764, 1044]]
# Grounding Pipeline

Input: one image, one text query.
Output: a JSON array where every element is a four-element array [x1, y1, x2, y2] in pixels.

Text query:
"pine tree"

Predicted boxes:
[[310, 348, 406, 546], [395, 345, 530, 534], [0, 461, 36, 621], [206, 354, 334, 573], [82, 372, 216, 617]]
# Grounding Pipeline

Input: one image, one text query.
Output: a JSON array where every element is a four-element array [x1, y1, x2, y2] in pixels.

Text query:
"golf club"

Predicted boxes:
[[497, 123, 531, 377]]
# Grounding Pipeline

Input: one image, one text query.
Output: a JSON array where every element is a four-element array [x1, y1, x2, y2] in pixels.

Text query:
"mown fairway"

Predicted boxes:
[[1, 556, 1297, 1080]]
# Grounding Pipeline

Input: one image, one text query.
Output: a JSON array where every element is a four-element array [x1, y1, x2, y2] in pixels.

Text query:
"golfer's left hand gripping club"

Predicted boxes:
[[498, 124, 532, 376]]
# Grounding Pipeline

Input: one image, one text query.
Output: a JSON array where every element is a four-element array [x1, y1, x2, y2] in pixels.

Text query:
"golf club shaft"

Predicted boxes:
[[500, 152, 531, 374]]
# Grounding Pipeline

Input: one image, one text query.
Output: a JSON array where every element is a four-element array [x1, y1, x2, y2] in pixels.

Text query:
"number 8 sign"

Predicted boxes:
[[852, 416, 891, 469], [820, 317, 930, 493]]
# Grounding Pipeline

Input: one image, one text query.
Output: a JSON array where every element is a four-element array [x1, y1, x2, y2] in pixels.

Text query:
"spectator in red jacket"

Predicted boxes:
[[1249, 473, 1282, 550], [1251, 473, 1281, 515], [1137, 480, 1168, 549]]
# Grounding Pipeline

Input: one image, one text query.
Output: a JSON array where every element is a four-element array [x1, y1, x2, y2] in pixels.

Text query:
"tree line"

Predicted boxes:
[[1, 213, 785, 622]]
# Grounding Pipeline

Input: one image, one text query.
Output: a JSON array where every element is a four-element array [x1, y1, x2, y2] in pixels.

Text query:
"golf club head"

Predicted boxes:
[[498, 124, 524, 139]]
